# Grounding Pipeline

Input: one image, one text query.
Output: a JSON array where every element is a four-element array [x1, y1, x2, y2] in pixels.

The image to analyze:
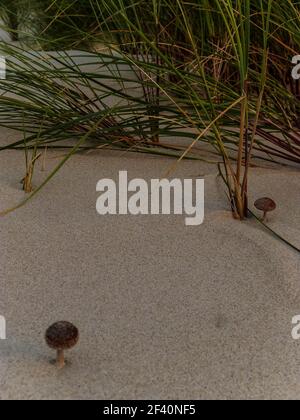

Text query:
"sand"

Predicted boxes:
[[0, 128, 299, 400]]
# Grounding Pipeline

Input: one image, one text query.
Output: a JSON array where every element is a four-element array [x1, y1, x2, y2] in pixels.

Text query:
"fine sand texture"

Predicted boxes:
[[0, 128, 299, 400]]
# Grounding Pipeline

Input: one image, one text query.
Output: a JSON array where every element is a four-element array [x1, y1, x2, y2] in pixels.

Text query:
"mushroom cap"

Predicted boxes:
[[45, 321, 79, 350], [254, 197, 276, 212]]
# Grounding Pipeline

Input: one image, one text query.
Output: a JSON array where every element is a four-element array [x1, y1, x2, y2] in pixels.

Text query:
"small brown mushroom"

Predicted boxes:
[[45, 321, 79, 369], [254, 197, 277, 222]]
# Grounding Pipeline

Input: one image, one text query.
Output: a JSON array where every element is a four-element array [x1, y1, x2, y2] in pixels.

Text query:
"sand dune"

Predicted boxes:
[[0, 128, 299, 399], [0, 2, 299, 401]]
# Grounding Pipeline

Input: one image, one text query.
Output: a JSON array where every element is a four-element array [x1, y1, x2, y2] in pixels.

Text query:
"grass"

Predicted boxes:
[[0, 0, 41, 43], [0, 0, 299, 227]]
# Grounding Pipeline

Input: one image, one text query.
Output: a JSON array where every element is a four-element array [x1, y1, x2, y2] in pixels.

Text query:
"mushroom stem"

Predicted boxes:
[[56, 349, 65, 369], [262, 211, 267, 222]]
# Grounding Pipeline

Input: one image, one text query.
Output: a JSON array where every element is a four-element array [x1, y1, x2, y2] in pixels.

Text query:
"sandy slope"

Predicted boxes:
[[0, 129, 299, 400]]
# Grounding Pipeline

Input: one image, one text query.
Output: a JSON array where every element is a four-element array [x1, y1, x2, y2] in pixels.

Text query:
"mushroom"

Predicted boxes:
[[254, 197, 277, 222], [45, 321, 79, 369]]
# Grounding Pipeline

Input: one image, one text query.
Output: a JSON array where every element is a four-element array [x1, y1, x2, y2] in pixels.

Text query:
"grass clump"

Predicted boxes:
[[0, 0, 299, 223]]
